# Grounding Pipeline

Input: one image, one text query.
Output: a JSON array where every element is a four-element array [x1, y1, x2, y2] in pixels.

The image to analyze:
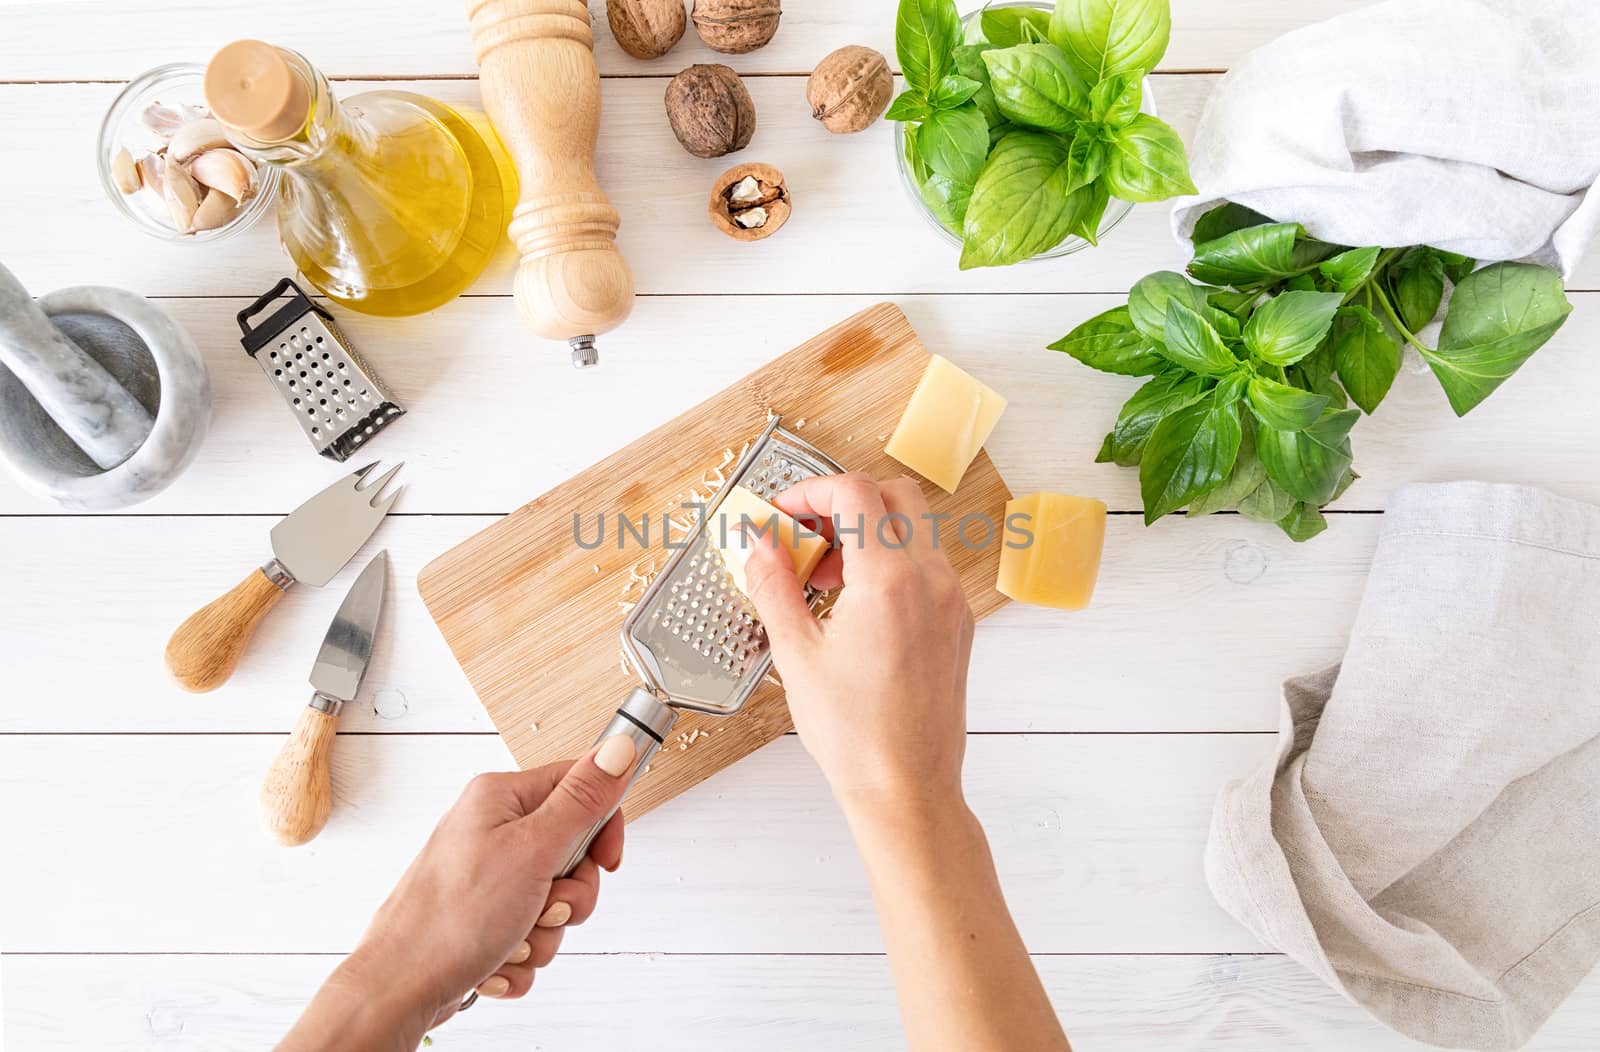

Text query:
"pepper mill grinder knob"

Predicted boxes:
[[466, 0, 634, 368]]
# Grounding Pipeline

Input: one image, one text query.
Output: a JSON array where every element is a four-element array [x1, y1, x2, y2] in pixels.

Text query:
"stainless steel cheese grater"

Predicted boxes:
[[236, 278, 404, 461], [559, 415, 845, 875]]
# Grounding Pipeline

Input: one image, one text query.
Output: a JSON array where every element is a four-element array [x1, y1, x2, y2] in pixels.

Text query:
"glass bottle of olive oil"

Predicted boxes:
[[204, 40, 516, 316]]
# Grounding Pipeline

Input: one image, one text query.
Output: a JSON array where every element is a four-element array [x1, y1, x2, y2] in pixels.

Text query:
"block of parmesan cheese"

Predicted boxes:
[[996, 493, 1107, 610], [709, 485, 830, 597], [884, 355, 1007, 494]]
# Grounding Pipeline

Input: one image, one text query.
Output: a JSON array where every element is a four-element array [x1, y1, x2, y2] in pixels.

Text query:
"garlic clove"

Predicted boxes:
[[140, 103, 188, 140], [163, 163, 203, 233], [187, 148, 256, 202], [111, 147, 142, 195], [167, 118, 231, 165], [191, 189, 240, 232], [136, 153, 166, 199]]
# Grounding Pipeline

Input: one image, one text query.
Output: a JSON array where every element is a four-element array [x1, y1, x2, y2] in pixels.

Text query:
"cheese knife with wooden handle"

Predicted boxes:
[[164, 462, 402, 692], [260, 550, 389, 846]]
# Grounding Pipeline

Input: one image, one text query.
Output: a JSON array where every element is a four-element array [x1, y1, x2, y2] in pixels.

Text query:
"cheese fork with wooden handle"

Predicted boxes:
[[261, 550, 389, 846], [165, 462, 403, 693]]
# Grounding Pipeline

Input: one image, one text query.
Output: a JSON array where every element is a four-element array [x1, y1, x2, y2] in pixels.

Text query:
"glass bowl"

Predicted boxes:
[[890, 0, 1156, 263], [97, 62, 279, 244]]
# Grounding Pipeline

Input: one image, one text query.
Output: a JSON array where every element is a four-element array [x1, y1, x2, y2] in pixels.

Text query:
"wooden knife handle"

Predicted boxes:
[[165, 566, 288, 693], [260, 704, 339, 846], [465, 0, 634, 344]]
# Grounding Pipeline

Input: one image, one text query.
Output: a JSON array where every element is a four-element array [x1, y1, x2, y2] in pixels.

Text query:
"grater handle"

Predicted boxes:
[[554, 688, 677, 878]]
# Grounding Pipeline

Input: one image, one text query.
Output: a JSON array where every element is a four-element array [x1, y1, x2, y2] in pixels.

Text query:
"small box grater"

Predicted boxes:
[[559, 416, 844, 870], [236, 279, 404, 461]]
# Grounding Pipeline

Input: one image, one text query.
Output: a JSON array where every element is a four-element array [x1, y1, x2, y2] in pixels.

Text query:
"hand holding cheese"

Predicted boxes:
[[712, 485, 831, 597], [885, 355, 1007, 494], [997, 493, 1107, 610]]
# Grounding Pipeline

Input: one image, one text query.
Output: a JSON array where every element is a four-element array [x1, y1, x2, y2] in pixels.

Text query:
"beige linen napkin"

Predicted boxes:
[[1207, 481, 1600, 1050]]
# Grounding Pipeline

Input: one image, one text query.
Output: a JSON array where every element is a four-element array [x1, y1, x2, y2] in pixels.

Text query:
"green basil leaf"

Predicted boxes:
[[902, 120, 930, 181], [1315, 374, 1349, 411], [896, 0, 962, 97], [1288, 333, 1335, 390], [1051, 0, 1171, 85], [916, 103, 990, 185], [1104, 371, 1209, 466], [886, 90, 933, 123], [1238, 475, 1297, 523], [1438, 250, 1476, 284], [1330, 304, 1399, 414], [1161, 301, 1238, 376], [1331, 467, 1359, 501], [980, 6, 1053, 47], [918, 171, 973, 231], [981, 43, 1089, 133], [930, 73, 984, 110], [1191, 202, 1272, 246], [1065, 130, 1108, 192], [1095, 431, 1116, 463], [1102, 113, 1194, 203], [1069, 178, 1111, 245], [1277, 502, 1328, 542], [1317, 246, 1381, 292], [1187, 429, 1265, 517], [959, 131, 1096, 269], [1390, 247, 1446, 332], [1246, 375, 1329, 431], [951, 44, 1001, 126], [1243, 290, 1343, 366], [1255, 408, 1357, 505], [1283, 273, 1319, 292], [1089, 73, 1141, 125], [1140, 391, 1242, 524], [1213, 370, 1249, 406], [1128, 271, 1212, 344], [1207, 288, 1260, 317], [1048, 306, 1164, 375], [1188, 222, 1301, 286], [1424, 261, 1572, 415]]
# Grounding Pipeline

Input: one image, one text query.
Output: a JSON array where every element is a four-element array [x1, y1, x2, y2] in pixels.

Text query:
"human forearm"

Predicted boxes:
[[277, 951, 433, 1052], [844, 792, 1071, 1052]]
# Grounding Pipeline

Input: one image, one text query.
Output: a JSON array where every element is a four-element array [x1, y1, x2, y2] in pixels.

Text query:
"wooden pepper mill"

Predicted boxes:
[[466, 0, 635, 368]]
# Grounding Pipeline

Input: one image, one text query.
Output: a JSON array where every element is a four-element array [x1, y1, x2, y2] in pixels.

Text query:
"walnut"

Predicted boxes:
[[691, 0, 781, 54], [709, 162, 789, 241], [665, 64, 755, 158], [607, 0, 686, 60], [807, 45, 893, 134]]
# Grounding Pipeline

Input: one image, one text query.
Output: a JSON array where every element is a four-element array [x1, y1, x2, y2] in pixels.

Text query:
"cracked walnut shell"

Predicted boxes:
[[666, 64, 755, 158], [807, 46, 893, 134], [709, 162, 789, 241], [607, 0, 686, 60], [692, 0, 781, 54]]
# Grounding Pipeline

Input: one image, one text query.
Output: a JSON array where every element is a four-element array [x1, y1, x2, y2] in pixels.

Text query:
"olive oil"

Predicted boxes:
[[206, 42, 516, 316]]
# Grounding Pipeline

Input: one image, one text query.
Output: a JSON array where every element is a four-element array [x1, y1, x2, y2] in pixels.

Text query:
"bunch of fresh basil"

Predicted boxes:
[[891, 0, 1195, 269], [1053, 204, 1574, 541]]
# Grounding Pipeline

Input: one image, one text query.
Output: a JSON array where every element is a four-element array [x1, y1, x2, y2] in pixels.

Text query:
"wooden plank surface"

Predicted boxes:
[[9, 953, 1600, 1051], [0, 0, 1377, 80], [1, 293, 1596, 517], [8, 77, 1597, 302], [419, 303, 1012, 817], [0, 732, 1262, 954]]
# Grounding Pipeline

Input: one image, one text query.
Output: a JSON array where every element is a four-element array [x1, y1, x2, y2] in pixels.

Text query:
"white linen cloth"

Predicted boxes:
[[1171, 0, 1600, 278], [1206, 482, 1600, 1050]]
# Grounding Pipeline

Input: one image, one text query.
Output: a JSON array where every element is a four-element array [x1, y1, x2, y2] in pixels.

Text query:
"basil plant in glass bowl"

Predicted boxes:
[[890, 0, 1195, 269]]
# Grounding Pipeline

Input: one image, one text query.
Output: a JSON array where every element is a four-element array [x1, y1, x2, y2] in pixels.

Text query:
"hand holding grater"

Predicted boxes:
[[237, 278, 404, 461], [456, 416, 843, 1015]]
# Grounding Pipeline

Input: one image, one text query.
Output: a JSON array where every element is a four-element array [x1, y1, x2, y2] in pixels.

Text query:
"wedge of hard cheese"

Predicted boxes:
[[710, 485, 830, 596], [996, 492, 1107, 610], [885, 355, 1007, 494]]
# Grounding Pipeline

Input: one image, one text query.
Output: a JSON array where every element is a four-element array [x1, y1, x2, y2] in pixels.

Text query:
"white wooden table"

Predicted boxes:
[[1, 2, 1596, 1048]]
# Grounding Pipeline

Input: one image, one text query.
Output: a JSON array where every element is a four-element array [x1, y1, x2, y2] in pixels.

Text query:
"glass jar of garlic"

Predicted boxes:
[[98, 63, 280, 243]]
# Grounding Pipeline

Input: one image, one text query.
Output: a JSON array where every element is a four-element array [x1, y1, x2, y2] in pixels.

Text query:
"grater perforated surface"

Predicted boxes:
[[622, 422, 843, 715], [237, 279, 405, 461]]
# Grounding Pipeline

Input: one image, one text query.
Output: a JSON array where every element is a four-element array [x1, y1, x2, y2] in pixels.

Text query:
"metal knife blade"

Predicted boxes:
[[310, 551, 388, 704], [270, 462, 403, 587]]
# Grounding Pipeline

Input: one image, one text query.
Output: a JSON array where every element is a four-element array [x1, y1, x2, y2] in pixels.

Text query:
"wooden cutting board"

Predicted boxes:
[[418, 303, 1012, 819]]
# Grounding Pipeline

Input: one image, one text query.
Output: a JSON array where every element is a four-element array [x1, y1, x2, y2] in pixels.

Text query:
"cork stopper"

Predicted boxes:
[[204, 40, 309, 143]]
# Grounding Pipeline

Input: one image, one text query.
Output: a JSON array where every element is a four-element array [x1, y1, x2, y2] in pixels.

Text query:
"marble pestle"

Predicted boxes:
[[0, 263, 154, 469]]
